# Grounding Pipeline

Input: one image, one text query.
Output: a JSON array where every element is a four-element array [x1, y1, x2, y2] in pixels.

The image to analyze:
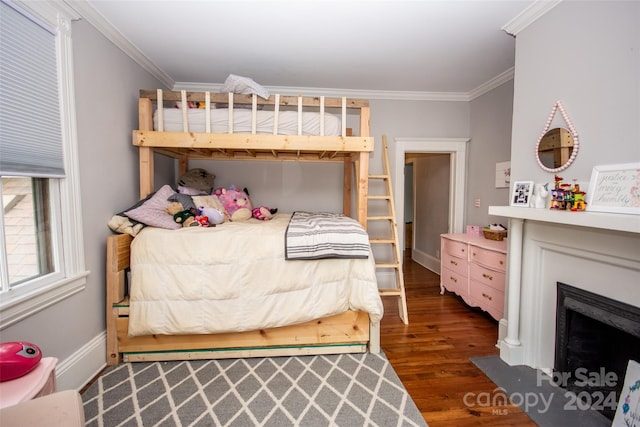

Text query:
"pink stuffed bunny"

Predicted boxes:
[[214, 186, 253, 221]]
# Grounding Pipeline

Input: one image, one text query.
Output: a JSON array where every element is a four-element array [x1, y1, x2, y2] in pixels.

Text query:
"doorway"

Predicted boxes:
[[392, 137, 469, 274]]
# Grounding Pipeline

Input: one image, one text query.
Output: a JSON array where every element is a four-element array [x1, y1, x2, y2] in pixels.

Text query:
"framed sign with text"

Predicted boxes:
[[586, 163, 640, 215]]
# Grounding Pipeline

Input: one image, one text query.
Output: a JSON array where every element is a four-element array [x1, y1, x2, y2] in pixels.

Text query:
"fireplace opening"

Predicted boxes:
[[555, 282, 640, 420]]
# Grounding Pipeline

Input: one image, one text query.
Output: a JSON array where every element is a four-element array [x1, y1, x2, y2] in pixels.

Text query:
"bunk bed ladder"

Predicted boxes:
[[368, 135, 409, 324]]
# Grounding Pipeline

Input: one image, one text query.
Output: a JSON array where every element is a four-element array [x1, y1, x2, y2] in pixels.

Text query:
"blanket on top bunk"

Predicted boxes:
[[285, 211, 370, 260], [128, 213, 382, 337]]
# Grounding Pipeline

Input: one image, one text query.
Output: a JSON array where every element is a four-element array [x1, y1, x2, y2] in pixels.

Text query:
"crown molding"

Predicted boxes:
[[65, 0, 174, 89], [468, 67, 514, 100], [174, 82, 471, 102], [502, 0, 562, 36]]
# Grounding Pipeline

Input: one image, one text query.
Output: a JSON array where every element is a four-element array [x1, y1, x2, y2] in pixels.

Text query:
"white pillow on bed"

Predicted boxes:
[[124, 185, 181, 230]]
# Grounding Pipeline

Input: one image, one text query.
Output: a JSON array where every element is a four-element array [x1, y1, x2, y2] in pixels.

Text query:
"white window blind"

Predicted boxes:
[[0, 0, 65, 178]]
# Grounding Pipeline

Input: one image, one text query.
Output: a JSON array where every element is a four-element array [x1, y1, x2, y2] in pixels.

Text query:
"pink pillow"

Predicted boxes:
[[124, 185, 181, 230]]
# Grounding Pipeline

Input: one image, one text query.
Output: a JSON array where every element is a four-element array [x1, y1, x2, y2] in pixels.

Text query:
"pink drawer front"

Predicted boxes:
[[441, 267, 466, 295], [470, 262, 505, 292], [442, 252, 467, 277], [470, 246, 506, 272], [470, 280, 504, 319], [442, 238, 468, 259]]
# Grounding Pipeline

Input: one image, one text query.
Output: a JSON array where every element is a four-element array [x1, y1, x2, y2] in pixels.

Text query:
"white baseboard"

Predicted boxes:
[[410, 248, 440, 275], [56, 332, 106, 391]]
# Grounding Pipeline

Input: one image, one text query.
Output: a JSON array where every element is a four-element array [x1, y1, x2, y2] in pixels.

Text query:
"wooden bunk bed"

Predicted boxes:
[[106, 89, 377, 366]]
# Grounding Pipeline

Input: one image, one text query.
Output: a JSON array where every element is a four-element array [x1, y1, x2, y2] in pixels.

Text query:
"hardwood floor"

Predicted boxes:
[[381, 253, 537, 427]]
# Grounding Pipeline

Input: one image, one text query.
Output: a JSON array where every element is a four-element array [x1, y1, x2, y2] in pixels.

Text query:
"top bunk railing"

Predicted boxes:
[[133, 89, 373, 161], [152, 89, 362, 137]]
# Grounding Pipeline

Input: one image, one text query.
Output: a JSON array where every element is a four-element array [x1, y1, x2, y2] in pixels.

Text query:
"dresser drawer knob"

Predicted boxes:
[[482, 273, 493, 281], [450, 276, 457, 283], [482, 292, 493, 301], [450, 260, 458, 266]]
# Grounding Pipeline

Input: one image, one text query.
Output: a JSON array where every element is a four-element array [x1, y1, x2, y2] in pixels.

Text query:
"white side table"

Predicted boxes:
[[0, 357, 58, 409]]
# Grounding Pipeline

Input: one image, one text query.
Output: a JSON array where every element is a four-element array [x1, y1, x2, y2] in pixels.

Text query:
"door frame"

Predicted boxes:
[[392, 137, 469, 251]]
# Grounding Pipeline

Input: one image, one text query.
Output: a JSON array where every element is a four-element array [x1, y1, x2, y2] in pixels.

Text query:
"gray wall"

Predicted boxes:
[[468, 81, 513, 226], [414, 154, 450, 256], [499, 0, 639, 219]]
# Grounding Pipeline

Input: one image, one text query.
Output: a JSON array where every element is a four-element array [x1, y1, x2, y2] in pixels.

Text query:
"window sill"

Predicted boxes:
[[0, 271, 89, 330]]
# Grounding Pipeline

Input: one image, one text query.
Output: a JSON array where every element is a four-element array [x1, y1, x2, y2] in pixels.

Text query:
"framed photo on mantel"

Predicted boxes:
[[586, 162, 640, 215], [511, 181, 533, 207]]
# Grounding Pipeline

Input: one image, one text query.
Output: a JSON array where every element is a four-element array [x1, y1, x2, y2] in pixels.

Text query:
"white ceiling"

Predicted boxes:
[[81, 0, 545, 97]]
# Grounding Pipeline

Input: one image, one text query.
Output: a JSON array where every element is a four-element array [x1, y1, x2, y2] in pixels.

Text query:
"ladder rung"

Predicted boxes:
[[367, 195, 391, 200], [379, 289, 402, 297], [375, 262, 401, 269], [368, 174, 388, 180], [370, 238, 395, 244], [367, 215, 393, 221]]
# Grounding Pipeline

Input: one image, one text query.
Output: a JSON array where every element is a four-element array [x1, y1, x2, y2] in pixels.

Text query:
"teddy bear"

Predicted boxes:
[[165, 201, 199, 227], [213, 186, 253, 221]]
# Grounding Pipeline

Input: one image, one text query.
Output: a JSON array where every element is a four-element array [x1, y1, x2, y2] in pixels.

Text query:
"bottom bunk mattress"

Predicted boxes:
[[128, 213, 383, 337]]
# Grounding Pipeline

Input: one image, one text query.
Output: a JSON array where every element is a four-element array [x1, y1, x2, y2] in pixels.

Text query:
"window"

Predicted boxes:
[[0, 0, 86, 329]]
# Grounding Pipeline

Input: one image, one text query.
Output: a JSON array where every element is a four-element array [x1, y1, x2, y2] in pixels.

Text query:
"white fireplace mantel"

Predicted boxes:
[[488, 205, 640, 368], [489, 206, 640, 234]]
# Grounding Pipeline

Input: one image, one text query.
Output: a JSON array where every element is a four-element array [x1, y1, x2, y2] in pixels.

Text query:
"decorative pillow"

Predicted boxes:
[[124, 185, 181, 230]]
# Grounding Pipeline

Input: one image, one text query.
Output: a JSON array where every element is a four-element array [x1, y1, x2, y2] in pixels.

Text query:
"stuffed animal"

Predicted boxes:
[[194, 215, 209, 227], [165, 201, 198, 227], [214, 186, 253, 221], [252, 206, 278, 221], [198, 206, 225, 225], [108, 215, 144, 237], [177, 168, 216, 194]]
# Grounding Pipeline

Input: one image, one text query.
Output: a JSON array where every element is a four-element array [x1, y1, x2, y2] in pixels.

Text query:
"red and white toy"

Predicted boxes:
[[0, 341, 42, 382]]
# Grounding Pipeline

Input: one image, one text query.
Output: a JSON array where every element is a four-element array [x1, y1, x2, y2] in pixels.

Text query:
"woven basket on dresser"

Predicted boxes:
[[483, 229, 507, 241]]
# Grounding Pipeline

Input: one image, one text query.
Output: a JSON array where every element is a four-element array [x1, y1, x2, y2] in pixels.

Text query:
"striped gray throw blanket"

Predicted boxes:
[[285, 211, 370, 260]]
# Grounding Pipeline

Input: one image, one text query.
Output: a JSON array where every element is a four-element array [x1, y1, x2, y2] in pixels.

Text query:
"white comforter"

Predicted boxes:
[[128, 213, 383, 337]]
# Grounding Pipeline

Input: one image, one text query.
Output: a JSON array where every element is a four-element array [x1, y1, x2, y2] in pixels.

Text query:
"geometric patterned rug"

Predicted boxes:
[[82, 352, 428, 427]]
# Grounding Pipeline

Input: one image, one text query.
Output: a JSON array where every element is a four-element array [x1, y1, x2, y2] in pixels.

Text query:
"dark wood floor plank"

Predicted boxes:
[[381, 253, 537, 427]]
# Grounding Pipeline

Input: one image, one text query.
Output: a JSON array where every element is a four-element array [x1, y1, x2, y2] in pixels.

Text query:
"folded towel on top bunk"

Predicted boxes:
[[285, 211, 370, 260]]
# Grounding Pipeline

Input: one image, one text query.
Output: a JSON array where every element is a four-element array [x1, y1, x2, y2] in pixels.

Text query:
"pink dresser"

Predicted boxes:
[[440, 233, 507, 320]]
